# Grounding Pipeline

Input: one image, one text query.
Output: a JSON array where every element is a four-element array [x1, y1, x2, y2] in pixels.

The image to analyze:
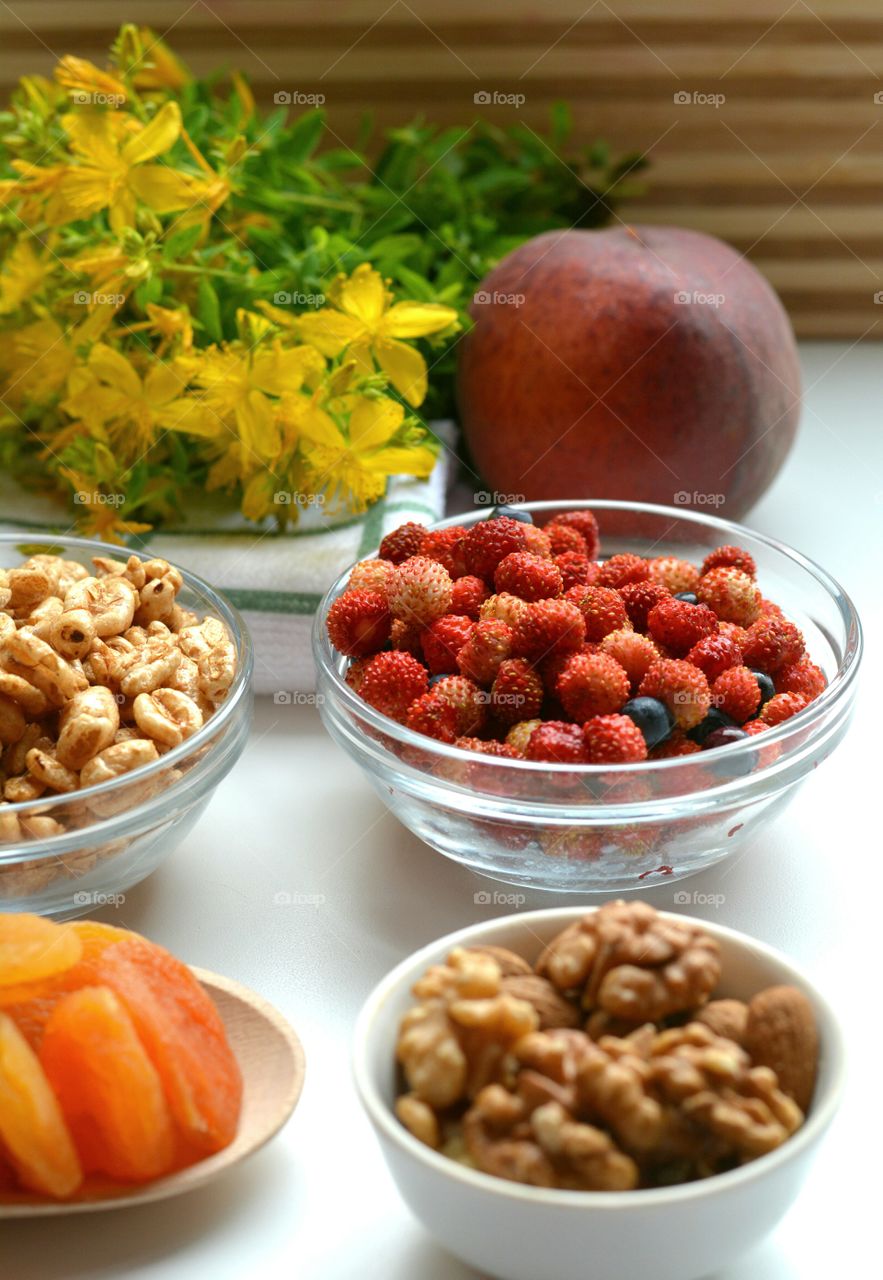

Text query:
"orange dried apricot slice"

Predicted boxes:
[[95, 937, 242, 1154], [0, 914, 82, 987], [0, 1010, 82, 1198], [40, 986, 176, 1182]]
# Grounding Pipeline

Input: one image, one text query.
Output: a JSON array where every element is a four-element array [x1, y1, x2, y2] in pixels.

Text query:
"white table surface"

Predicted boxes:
[[2, 341, 878, 1279]]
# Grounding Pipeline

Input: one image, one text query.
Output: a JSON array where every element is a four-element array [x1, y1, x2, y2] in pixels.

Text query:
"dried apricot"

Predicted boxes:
[[95, 937, 242, 1153], [0, 914, 82, 987], [0, 1011, 82, 1198], [40, 986, 176, 1182]]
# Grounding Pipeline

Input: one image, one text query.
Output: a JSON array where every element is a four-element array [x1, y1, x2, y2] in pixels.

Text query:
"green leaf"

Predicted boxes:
[[279, 109, 326, 164], [197, 275, 223, 342], [163, 224, 202, 261]]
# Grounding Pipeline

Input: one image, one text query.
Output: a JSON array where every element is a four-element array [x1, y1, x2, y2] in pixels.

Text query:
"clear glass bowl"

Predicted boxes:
[[0, 534, 254, 916], [313, 501, 861, 893]]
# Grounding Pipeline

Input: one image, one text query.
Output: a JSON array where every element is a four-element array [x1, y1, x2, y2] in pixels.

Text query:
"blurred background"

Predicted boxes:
[[1, 0, 880, 338]]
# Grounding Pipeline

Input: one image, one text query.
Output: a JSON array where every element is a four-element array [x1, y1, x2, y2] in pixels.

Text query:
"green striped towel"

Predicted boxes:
[[0, 445, 449, 695]]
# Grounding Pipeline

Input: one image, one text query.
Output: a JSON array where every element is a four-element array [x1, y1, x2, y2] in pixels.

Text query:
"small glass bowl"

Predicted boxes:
[[0, 534, 253, 916], [313, 501, 861, 893]]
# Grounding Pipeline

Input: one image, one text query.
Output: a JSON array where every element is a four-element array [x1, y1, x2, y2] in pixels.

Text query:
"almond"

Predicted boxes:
[[501, 974, 581, 1029], [696, 998, 749, 1046], [744, 984, 819, 1112], [466, 944, 533, 977]]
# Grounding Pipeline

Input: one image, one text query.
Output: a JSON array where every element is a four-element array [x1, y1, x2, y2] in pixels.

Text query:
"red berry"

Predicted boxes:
[[618, 580, 671, 630], [463, 517, 527, 582], [558, 652, 630, 721], [359, 651, 428, 721], [522, 525, 553, 558], [712, 666, 761, 723], [405, 691, 458, 742], [554, 551, 592, 591], [718, 620, 749, 648], [702, 545, 757, 579], [646, 598, 718, 656], [421, 615, 474, 675], [686, 633, 742, 683], [740, 616, 804, 673], [545, 523, 587, 557], [564, 584, 628, 641], [490, 658, 544, 726], [599, 629, 660, 689], [494, 551, 563, 602], [651, 731, 702, 758], [776, 658, 826, 701], [525, 720, 588, 765], [648, 557, 700, 594], [505, 719, 544, 756], [546, 510, 600, 560], [455, 737, 518, 759], [597, 553, 649, 589], [697, 567, 761, 626], [418, 525, 467, 578], [582, 713, 648, 764], [388, 555, 453, 624], [450, 574, 490, 619], [513, 599, 586, 662], [348, 558, 394, 597], [638, 659, 710, 730], [390, 617, 424, 657], [457, 619, 514, 685], [378, 521, 426, 564], [480, 592, 530, 630], [432, 674, 487, 736], [742, 719, 768, 736], [345, 657, 370, 693], [326, 589, 391, 656], [760, 691, 809, 726]]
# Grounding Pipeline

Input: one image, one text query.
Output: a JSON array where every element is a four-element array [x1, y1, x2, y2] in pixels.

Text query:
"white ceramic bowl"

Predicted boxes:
[[353, 907, 845, 1280]]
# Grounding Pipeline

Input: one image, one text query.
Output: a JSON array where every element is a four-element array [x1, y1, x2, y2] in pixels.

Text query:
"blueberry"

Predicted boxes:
[[687, 707, 737, 745], [674, 591, 699, 604], [622, 696, 675, 749], [702, 725, 749, 750], [489, 504, 533, 524], [428, 674, 446, 687], [750, 669, 776, 708]]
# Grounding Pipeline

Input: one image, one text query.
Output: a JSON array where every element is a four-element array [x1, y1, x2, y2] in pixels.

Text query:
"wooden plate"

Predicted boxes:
[[0, 967, 305, 1217]]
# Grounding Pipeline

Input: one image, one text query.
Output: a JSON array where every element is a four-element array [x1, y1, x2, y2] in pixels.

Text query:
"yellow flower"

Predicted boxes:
[[54, 55, 127, 106], [59, 468, 150, 544], [0, 240, 52, 314], [130, 29, 190, 91], [145, 303, 193, 353], [296, 264, 458, 406], [181, 341, 325, 462], [48, 101, 212, 231], [3, 309, 111, 407], [298, 394, 436, 511]]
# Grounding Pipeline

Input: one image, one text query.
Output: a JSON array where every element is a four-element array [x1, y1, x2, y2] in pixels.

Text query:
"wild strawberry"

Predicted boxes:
[[546, 509, 600, 560], [326, 589, 391, 656], [742, 719, 768, 736], [525, 720, 588, 765], [776, 658, 826, 701], [522, 524, 553, 558], [451, 574, 490, 619], [379, 521, 426, 564], [347, 557, 395, 597], [740, 616, 804, 673], [463, 517, 527, 582], [718, 620, 749, 648], [418, 525, 468, 577], [702, 545, 757, 579], [345, 657, 370, 693], [480, 591, 530, 630], [564, 584, 628, 641], [697, 567, 761, 626], [582, 713, 648, 763], [597, 553, 649, 589], [490, 658, 544, 726], [651, 731, 702, 758], [390, 618, 424, 657], [648, 557, 700, 595], [421, 615, 474, 674], [638, 659, 710, 730], [712, 666, 761, 723], [513, 599, 586, 661], [686, 633, 742, 683], [540, 828, 603, 863], [760, 691, 809, 725], [405, 691, 458, 742], [388, 555, 453, 625], [558, 652, 630, 721], [545, 523, 587, 557], [454, 737, 517, 759], [646, 598, 717, 656], [599, 629, 660, 689], [457, 619, 514, 685], [359, 651, 428, 721], [506, 719, 544, 756], [432, 674, 486, 735], [618, 580, 671, 630], [494, 551, 563, 602], [554, 551, 593, 591]]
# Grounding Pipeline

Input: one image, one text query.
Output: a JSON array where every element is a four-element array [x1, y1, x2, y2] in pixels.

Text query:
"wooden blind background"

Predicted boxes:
[[2, 0, 882, 338]]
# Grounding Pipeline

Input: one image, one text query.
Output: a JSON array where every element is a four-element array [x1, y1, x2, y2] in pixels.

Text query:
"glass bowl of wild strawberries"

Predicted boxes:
[[312, 501, 861, 892]]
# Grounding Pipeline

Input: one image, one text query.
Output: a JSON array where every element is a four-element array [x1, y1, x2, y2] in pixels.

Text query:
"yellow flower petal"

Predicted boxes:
[[61, 110, 127, 167], [55, 56, 127, 103], [0, 241, 49, 314], [381, 301, 458, 340], [128, 165, 205, 214], [348, 396, 404, 451], [121, 101, 182, 165], [335, 263, 386, 328], [251, 344, 325, 397], [292, 403, 344, 450], [52, 167, 121, 223], [108, 186, 137, 231], [88, 344, 142, 398], [296, 310, 364, 358], [236, 390, 280, 462], [144, 361, 187, 407], [374, 336, 428, 407], [158, 397, 224, 438], [365, 445, 437, 478]]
